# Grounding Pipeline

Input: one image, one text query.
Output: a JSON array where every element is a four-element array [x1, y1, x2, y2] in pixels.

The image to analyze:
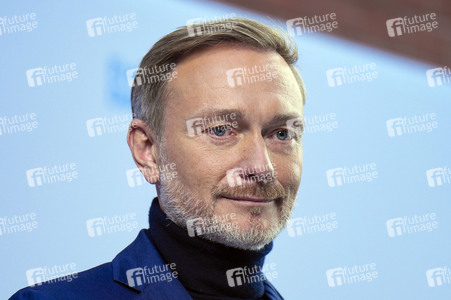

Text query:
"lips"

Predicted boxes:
[[221, 195, 274, 203]]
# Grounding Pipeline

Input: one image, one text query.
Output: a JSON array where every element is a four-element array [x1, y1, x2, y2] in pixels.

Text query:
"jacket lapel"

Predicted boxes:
[[111, 229, 192, 299]]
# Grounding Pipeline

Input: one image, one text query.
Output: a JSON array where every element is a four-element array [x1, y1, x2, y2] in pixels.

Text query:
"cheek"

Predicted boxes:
[[163, 138, 221, 191], [292, 143, 303, 178], [275, 153, 302, 188]]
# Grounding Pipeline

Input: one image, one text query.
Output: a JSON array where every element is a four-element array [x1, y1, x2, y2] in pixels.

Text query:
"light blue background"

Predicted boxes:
[[1, 0, 450, 299]]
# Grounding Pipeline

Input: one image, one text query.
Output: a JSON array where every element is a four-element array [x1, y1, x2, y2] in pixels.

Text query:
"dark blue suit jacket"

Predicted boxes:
[[10, 230, 283, 299]]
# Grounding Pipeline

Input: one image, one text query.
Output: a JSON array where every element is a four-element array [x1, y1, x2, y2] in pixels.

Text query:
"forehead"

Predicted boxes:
[[166, 45, 303, 119]]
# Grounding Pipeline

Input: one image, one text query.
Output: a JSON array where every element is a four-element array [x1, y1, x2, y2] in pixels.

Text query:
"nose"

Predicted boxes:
[[235, 132, 275, 183]]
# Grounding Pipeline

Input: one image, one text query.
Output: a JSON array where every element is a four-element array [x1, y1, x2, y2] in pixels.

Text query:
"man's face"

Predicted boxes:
[[156, 45, 303, 250]]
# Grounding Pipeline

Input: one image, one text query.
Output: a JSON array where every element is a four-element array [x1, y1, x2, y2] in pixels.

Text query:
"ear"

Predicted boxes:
[[127, 119, 160, 184]]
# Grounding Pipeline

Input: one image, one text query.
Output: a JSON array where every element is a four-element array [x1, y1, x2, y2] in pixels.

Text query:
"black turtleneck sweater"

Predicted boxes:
[[145, 198, 274, 300]]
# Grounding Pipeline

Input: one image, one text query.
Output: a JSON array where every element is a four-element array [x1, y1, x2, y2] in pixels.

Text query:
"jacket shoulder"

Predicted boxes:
[[9, 263, 137, 300], [264, 280, 284, 300]]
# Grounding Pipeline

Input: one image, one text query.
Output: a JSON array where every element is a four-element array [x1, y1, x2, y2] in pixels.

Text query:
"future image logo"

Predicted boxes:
[[86, 13, 138, 37], [226, 263, 277, 287], [86, 213, 138, 237], [426, 167, 451, 187], [126, 168, 144, 187], [386, 13, 438, 37], [26, 63, 78, 87], [326, 163, 377, 187], [303, 113, 337, 134], [126, 63, 178, 87], [126, 163, 177, 187], [0, 213, 38, 236], [226, 63, 278, 87], [0, 13, 38, 36], [386, 113, 438, 137], [126, 263, 178, 287], [186, 112, 238, 137], [286, 117, 304, 137], [326, 63, 377, 87], [226, 163, 276, 188], [287, 213, 338, 237], [186, 13, 236, 37], [426, 267, 451, 287], [186, 214, 237, 237], [26, 163, 78, 187], [0, 113, 38, 136], [426, 66, 451, 87], [326, 263, 378, 287], [86, 113, 134, 137], [386, 213, 438, 237], [286, 13, 338, 36], [26, 263, 78, 287]]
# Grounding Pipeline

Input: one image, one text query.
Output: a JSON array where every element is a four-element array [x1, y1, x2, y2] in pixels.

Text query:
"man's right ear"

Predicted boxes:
[[127, 119, 160, 184]]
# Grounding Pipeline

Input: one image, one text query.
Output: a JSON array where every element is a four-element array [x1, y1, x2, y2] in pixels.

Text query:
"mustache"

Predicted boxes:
[[211, 180, 287, 201]]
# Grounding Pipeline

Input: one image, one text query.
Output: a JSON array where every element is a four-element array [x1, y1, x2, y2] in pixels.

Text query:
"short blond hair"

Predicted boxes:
[[131, 17, 305, 137]]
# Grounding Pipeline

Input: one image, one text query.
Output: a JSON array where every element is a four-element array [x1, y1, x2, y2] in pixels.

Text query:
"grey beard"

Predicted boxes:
[[156, 147, 296, 250]]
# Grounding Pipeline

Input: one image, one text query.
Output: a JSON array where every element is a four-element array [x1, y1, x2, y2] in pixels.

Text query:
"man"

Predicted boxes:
[[11, 17, 305, 299]]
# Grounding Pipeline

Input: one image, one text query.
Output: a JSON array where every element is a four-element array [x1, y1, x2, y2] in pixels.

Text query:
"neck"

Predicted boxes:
[[146, 198, 273, 299]]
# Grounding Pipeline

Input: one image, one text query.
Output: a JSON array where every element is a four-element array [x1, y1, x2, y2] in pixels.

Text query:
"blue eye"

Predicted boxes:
[[275, 129, 292, 140], [211, 125, 228, 136]]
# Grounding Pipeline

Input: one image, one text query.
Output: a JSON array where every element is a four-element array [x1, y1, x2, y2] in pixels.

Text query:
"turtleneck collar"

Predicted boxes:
[[146, 198, 273, 300]]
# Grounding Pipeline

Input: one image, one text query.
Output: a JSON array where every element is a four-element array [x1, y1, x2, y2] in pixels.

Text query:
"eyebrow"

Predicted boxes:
[[188, 109, 245, 121], [187, 109, 303, 129], [267, 113, 304, 132], [269, 113, 303, 125]]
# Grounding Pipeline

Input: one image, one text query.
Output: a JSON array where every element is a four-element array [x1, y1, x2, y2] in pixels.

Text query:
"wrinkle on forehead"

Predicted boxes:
[[164, 45, 303, 122]]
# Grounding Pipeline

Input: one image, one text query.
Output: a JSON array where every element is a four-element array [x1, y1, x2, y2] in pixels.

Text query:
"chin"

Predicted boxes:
[[201, 216, 283, 251], [203, 232, 273, 251]]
